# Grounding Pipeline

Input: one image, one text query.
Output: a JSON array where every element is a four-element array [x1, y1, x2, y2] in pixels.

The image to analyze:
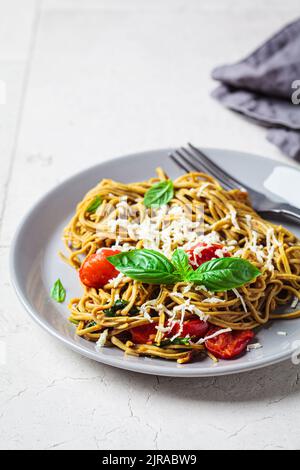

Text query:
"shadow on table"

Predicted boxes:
[[104, 359, 300, 403]]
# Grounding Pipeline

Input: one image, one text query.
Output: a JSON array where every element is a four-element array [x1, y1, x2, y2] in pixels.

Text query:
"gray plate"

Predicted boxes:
[[10, 148, 300, 377]]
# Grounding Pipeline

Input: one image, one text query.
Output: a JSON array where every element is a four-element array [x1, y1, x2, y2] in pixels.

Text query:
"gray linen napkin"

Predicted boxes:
[[211, 18, 300, 161]]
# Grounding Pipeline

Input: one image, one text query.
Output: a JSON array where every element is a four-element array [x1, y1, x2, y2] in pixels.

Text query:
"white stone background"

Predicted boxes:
[[1, 0, 300, 450]]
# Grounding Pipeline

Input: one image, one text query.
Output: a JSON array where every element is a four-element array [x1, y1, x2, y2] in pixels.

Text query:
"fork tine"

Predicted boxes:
[[179, 147, 234, 190], [171, 150, 233, 190], [175, 149, 212, 175], [187, 142, 248, 190], [169, 154, 191, 173]]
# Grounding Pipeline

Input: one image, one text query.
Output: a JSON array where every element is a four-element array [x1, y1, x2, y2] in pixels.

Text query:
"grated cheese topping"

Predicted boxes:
[[95, 329, 109, 351], [139, 297, 210, 339], [234, 226, 281, 272], [108, 272, 125, 288], [196, 327, 232, 345], [169, 304, 187, 341], [171, 292, 184, 299], [139, 299, 158, 322], [182, 284, 193, 294], [106, 203, 203, 258], [155, 325, 171, 334], [232, 288, 247, 313], [228, 205, 240, 230], [202, 297, 225, 304], [196, 182, 211, 197], [245, 214, 252, 227], [247, 342, 262, 351]]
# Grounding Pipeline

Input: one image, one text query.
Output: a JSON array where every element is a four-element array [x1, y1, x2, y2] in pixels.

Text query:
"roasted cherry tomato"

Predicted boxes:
[[168, 319, 209, 340], [79, 249, 121, 288], [205, 327, 254, 360], [186, 242, 230, 269], [131, 323, 157, 344]]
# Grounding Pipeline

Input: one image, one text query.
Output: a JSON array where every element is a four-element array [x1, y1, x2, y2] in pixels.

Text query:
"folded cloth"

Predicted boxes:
[[211, 18, 300, 161]]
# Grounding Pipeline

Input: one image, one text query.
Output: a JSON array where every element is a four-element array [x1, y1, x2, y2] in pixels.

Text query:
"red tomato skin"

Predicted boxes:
[[168, 319, 209, 340], [205, 327, 255, 360], [131, 323, 157, 344], [131, 319, 209, 345], [186, 242, 230, 269], [79, 249, 121, 288]]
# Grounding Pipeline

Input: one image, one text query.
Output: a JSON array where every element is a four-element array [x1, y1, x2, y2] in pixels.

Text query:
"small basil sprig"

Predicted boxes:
[[50, 279, 66, 303], [143, 180, 174, 207], [86, 195, 102, 213], [108, 248, 260, 292]]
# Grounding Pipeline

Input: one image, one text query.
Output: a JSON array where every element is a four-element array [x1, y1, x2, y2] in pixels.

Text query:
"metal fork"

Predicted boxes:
[[170, 143, 300, 224]]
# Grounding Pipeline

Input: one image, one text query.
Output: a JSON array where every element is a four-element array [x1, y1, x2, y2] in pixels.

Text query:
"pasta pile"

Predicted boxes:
[[61, 169, 300, 363]]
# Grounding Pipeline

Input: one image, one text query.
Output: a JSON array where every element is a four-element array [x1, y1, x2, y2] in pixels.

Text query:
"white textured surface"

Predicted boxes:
[[1, 0, 300, 450]]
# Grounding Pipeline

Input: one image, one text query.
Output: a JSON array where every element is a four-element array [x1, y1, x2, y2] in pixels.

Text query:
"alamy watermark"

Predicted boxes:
[[95, 196, 205, 245], [291, 80, 300, 105]]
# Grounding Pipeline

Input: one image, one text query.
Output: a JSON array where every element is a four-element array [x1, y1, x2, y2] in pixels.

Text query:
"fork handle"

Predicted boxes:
[[259, 203, 300, 224]]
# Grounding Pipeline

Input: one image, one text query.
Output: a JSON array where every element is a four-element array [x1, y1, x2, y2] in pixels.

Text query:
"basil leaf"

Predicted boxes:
[[172, 337, 190, 345], [189, 257, 260, 292], [50, 279, 66, 303], [172, 249, 193, 280], [143, 180, 174, 208], [103, 300, 139, 317], [86, 321, 97, 328], [107, 249, 179, 284], [160, 337, 190, 346], [104, 299, 129, 317], [108, 249, 260, 291], [128, 306, 140, 315], [86, 195, 102, 213]]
